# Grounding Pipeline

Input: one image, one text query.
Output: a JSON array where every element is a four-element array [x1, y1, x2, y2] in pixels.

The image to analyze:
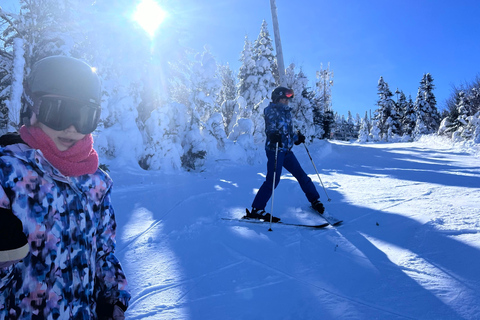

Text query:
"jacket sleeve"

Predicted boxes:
[[264, 106, 279, 138], [94, 187, 130, 316]]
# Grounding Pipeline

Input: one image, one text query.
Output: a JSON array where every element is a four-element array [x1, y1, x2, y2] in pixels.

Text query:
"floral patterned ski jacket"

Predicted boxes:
[[0, 143, 130, 319]]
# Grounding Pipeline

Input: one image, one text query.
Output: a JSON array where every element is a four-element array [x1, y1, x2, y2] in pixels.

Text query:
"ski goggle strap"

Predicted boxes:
[[34, 95, 101, 134]]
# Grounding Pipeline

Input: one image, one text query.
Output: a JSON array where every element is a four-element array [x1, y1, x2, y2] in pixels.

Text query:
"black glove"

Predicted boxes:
[[97, 301, 126, 320], [268, 133, 283, 148], [295, 132, 305, 145], [0, 208, 29, 268], [112, 305, 125, 320]]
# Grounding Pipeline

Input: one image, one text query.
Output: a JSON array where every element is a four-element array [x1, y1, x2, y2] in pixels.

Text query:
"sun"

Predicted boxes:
[[133, 0, 167, 37]]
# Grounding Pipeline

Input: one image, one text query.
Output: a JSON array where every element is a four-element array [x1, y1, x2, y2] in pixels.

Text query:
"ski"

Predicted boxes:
[[221, 218, 329, 229], [311, 208, 343, 226]]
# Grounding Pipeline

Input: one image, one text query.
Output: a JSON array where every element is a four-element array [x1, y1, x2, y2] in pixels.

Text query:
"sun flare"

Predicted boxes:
[[133, 0, 167, 37]]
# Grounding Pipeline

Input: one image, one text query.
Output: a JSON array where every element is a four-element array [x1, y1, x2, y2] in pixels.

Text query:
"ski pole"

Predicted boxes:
[[303, 143, 331, 202], [268, 142, 279, 231]]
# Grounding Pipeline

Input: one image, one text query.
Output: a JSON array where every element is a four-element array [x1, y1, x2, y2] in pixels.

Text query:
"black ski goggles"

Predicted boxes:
[[35, 95, 101, 134]]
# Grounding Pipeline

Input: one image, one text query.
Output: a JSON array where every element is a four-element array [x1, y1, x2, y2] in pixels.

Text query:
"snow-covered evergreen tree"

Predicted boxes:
[[249, 20, 277, 142], [373, 76, 397, 141], [414, 73, 440, 138], [354, 113, 361, 138], [369, 119, 381, 142], [422, 73, 440, 132], [345, 111, 356, 140], [139, 102, 186, 171], [400, 92, 415, 139], [232, 21, 278, 146], [182, 48, 221, 170], [0, 8, 17, 133], [332, 113, 348, 140], [313, 63, 333, 139], [413, 87, 428, 137], [217, 63, 237, 133], [440, 78, 480, 141], [0, 0, 87, 131], [217, 64, 236, 105], [459, 111, 480, 143], [357, 112, 370, 143], [440, 91, 470, 139], [189, 48, 221, 124], [251, 20, 277, 104], [0, 56, 10, 133], [236, 35, 256, 117], [285, 64, 315, 141]]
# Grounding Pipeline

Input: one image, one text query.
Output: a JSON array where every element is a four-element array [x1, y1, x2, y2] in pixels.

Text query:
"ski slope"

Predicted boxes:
[[111, 136, 480, 320]]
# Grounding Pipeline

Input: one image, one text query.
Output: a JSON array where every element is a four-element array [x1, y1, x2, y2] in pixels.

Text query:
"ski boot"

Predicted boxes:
[[244, 208, 281, 223], [311, 200, 325, 214]]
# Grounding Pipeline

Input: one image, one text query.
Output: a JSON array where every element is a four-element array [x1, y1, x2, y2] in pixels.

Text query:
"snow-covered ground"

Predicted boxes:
[[110, 137, 480, 320]]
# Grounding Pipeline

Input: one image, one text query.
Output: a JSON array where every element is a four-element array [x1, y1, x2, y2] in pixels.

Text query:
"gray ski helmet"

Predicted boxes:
[[271, 86, 294, 103], [25, 56, 101, 113]]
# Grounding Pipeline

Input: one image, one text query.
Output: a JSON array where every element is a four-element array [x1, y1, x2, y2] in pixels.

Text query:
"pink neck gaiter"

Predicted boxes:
[[19, 125, 99, 177]]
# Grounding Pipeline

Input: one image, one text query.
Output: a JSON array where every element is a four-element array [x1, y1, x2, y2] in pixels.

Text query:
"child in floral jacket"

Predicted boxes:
[[0, 56, 130, 319]]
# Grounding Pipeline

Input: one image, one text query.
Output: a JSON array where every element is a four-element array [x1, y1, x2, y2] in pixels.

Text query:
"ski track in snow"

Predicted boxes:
[[222, 243, 416, 319], [112, 138, 480, 320]]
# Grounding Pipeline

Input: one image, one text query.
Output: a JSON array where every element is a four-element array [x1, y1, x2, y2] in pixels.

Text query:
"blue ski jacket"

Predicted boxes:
[[264, 102, 299, 152]]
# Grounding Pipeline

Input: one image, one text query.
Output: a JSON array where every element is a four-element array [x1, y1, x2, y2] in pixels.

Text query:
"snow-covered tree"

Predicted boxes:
[[373, 76, 397, 141], [182, 48, 221, 170], [345, 111, 356, 140], [217, 63, 237, 131], [0, 56, 10, 133], [248, 20, 278, 142], [217, 64, 236, 104], [205, 112, 229, 154], [357, 112, 370, 143], [459, 111, 480, 143], [414, 73, 440, 137], [95, 79, 144, 167], [440, 90, 470, 138], [401, 93, 416, 138], [189, 48, 221, 123], [369, 119, 381, 142], [251, 20, 277, 104], [313, 63, 333, 138], [0, 0, 86, 131], [354, 113, 361, 137], [413, 87, 428, 137], [232, 21, 278, 146], [285, 64, 315, 141], [440, 76, 480, 141], [139, 102, 186, 171], [236, 35, 256, 117]]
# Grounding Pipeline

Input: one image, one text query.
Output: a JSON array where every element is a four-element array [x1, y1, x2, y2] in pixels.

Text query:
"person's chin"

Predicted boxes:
[[56, 137, 78, 151]]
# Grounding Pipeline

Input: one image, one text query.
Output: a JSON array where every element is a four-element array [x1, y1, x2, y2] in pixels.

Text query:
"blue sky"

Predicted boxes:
[[3, 0, 480, 117], [172, 0, 480, 117]]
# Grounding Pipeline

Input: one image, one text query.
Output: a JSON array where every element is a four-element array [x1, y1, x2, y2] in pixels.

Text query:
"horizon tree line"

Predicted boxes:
[[0, 2, 478, 172]]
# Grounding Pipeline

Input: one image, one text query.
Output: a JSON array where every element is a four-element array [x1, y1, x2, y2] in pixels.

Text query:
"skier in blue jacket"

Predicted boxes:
[[246, 86, 324, 222]]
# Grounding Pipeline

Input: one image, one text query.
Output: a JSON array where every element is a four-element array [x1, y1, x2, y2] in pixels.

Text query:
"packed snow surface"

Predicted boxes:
[[111, 137, 480, 319]]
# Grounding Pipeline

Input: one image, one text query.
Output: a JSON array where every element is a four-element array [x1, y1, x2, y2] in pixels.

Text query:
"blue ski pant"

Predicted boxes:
[[252, 149, 320, 210]]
